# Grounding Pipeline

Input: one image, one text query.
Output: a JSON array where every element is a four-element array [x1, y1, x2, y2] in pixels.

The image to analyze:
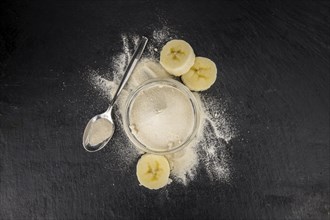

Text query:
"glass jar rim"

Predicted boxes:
[[123, 78, 200, 155]]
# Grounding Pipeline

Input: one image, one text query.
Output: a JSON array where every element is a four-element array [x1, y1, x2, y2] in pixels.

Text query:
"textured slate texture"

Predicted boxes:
[[0, 1, 329, 219]]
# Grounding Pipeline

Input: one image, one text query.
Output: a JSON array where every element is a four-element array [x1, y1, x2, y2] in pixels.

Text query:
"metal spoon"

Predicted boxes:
[[83, 36, 148, 152]]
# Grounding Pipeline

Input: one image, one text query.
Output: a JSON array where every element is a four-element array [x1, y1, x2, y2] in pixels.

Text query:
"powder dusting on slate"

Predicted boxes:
[[87, 30, 236, 185]]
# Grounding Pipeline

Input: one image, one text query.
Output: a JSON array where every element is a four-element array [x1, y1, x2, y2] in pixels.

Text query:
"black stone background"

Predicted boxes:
[[0, 1, 329, 219]]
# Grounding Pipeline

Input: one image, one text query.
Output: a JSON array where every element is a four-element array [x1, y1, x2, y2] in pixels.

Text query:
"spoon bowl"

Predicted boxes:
[[82, 108, 115, 152]]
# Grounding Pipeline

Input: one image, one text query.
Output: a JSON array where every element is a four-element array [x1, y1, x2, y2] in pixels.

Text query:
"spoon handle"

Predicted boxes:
[[108, 36, 148, 108]]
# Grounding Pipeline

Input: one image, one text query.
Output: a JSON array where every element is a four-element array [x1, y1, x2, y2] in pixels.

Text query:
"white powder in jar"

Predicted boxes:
[[129, 85, 195, 151]]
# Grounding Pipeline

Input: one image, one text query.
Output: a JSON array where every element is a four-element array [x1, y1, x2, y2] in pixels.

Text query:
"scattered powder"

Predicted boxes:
[[152, 26, 172, 43], [146, 26, 177, 59], [165, 143, 199, 185], [201, 95, 236, 143], [121, 34, 131, 61], [196, 95, 236, 182], [132, 35, 140, 48], [89, 72, 118, 101], [86, 29, 236, 185], [110, 34, 132, 84]]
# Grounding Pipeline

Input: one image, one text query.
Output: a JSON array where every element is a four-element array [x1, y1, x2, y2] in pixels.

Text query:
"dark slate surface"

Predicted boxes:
[[0, 1, 329, 219]]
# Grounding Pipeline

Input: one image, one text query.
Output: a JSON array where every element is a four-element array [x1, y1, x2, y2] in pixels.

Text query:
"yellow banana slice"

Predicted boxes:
[[181, 57, 217, 91], [160, 39, 195, 76], [136, 154, 170, 190]]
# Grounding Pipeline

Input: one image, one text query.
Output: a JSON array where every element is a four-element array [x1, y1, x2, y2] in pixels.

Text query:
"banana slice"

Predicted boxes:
[[136, 154, 170, 190], [160, 39, 195, 76], [181, 57, 217, 91]]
